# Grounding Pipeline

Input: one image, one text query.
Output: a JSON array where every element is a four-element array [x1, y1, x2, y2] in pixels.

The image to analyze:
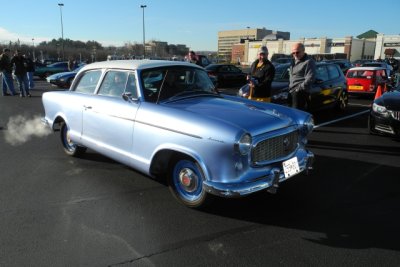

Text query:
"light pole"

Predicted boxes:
[[246, 26, 250, 40], [140, 5, 147, 58], [32, 38, 35, 61], [58, 3, 65, 60]]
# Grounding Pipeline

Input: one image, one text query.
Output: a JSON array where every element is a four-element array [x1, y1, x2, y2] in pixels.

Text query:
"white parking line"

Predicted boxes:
[[314, 109, 370, 129], [348, 102, 372, 108]]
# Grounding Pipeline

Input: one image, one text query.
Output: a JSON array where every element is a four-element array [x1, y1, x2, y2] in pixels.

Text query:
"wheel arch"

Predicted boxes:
[[149, 148, 209, 182]]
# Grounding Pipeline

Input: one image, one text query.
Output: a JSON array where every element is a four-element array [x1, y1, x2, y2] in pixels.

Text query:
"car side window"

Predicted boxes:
[[315, 65, 329, 82], [327, 64, 340, 80], [74, 70, 102, 94], [98, 70, 128, 97], [126, 72, 138, 98]]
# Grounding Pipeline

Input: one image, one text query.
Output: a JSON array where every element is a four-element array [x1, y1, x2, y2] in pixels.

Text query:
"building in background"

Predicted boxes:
[[234, 36, 376, 65], [218, 28, 290, 62], [375, 34, 400, 60]]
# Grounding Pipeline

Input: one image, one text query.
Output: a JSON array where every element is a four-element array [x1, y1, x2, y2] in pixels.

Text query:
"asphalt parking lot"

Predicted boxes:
[[1, 79, 399, 266]]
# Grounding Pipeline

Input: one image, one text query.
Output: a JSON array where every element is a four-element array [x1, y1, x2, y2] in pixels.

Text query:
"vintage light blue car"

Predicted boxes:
[[42, 60, 314, 208]]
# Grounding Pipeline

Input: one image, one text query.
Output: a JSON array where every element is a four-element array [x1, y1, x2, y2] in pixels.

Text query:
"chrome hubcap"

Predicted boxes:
[[179, 168, 198, 192]]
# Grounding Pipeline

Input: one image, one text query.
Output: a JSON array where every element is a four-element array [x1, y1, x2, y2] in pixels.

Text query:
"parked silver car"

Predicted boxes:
[[42, 60, 314, 208]]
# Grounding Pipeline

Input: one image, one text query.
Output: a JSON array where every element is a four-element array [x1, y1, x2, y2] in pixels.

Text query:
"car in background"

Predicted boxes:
[[270, 62, 348, 112], [272, 57, 292, 66], [205, 64, 247, 88], [41, 60, 314, 208], [323, 59, 353, 75], [34, 62, 70, 79], [369, 87, 400, 138], [352, 59, 373, 67], [196, 55, 211, 67], [362, 61, 393, 76], [346, 67, 388, 95], [46, 64, 85, 88]]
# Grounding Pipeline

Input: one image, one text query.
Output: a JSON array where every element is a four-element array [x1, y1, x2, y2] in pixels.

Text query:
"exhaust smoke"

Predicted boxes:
[[4, 115, 52, 146]]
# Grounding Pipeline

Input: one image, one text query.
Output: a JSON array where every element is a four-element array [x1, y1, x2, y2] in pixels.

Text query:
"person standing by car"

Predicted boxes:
[[247, 46, 275, 98], [289, 42, 316, 110], [0, 48, 17, 96], [11, 50, 30, 97], [187, 51, 201, 66], [24, 53, 35, 90]]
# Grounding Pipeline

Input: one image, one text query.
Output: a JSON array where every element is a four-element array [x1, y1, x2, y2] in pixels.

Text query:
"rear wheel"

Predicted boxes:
[[168, 156, 212, 208], [60, 122, 86, 156]]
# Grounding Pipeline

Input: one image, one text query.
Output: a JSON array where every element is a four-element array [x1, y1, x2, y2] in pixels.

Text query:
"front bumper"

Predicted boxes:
[[203, 150, 314, 197], [370, 112, 400, 137]]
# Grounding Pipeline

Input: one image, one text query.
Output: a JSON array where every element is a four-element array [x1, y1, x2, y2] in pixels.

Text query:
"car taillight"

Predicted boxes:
[[208, 71, 216, 77]]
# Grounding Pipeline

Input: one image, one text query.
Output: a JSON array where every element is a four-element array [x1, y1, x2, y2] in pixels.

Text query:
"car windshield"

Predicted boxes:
[[140, 66, 217, 103]]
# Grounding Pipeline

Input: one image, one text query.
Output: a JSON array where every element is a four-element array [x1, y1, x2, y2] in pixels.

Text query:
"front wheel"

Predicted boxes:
[[60, 122, 86, 157], [168, 157, 212, 208], [335, 90, 348, 111]]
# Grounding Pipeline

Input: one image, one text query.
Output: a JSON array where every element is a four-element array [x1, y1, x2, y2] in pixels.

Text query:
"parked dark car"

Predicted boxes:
[[34, 62, 70, 79], [272, 57, 292, 66], [270, 62, 348, 112], [46, 64, 85, 88], [205, 64, 247, 88], [369, 87, 400, 138], [323, 59, 353, 75]]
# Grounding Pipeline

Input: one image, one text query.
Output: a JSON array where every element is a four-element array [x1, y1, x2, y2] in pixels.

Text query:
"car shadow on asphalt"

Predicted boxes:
[[202, 153, 400, 251]]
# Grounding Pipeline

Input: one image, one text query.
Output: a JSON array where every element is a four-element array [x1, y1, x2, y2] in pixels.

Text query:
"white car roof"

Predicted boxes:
[[348, 66, 387, 71], [80, 60, 201, 72]]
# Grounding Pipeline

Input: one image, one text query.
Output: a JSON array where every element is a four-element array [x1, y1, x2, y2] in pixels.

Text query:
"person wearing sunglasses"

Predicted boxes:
[[289, 42, 316, 110]]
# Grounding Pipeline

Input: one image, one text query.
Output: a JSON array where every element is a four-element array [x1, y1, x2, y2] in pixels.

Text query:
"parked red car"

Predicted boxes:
[[346, 67, 389, 94]]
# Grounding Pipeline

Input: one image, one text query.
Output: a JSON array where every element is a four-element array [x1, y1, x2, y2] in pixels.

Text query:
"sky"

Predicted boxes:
[[0, 0, 399, 52]]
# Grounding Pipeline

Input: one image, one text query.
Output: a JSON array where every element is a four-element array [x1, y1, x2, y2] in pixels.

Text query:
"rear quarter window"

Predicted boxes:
[[315, 65, 329, 82], [327, 64, 340, 79]]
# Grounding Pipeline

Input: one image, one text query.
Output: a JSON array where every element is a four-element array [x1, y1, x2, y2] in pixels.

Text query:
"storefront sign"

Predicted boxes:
[[384, 42, 400, 47]]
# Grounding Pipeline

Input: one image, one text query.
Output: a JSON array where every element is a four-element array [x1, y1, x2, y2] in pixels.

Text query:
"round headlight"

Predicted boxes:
[[237, 133, 252, 155]]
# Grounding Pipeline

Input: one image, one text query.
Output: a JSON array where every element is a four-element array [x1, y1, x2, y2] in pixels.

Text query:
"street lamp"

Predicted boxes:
[[140, 5, 147, 58], [246, 26, 250, 40], [58, 3, 65, 60]]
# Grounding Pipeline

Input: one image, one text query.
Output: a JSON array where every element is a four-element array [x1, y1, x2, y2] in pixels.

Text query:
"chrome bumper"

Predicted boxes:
[[203, 151, 314, 198]]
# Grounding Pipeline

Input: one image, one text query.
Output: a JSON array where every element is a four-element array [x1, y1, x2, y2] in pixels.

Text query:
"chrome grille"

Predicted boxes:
[[391, 111, 400, 121], [252, 131, 299, 164]]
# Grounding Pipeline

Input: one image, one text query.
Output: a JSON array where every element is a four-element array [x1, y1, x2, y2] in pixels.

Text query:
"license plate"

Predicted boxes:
[[282, 157, 300, 178], [349, 85, 364, 90]]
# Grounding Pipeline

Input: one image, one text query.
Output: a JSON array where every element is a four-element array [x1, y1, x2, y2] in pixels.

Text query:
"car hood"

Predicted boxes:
[[376, 91, 400, 110], [164, 96, 295, 135]]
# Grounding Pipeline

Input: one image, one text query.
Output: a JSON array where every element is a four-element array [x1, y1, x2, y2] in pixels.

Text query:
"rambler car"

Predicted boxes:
[[42, 60, 314, 208]]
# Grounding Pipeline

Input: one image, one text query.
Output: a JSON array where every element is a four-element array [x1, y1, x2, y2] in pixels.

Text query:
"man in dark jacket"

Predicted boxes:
[[0, 48, 17, 96], [289, 42, 316, 110], [11, 50, 30, 97], [248, 46, 275, 98]]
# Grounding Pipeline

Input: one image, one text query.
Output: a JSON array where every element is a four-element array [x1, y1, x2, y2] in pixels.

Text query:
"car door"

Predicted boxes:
[[326, 64, 344, 106], [309, 65, 330, 110], [81, 70, 140, 158]]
